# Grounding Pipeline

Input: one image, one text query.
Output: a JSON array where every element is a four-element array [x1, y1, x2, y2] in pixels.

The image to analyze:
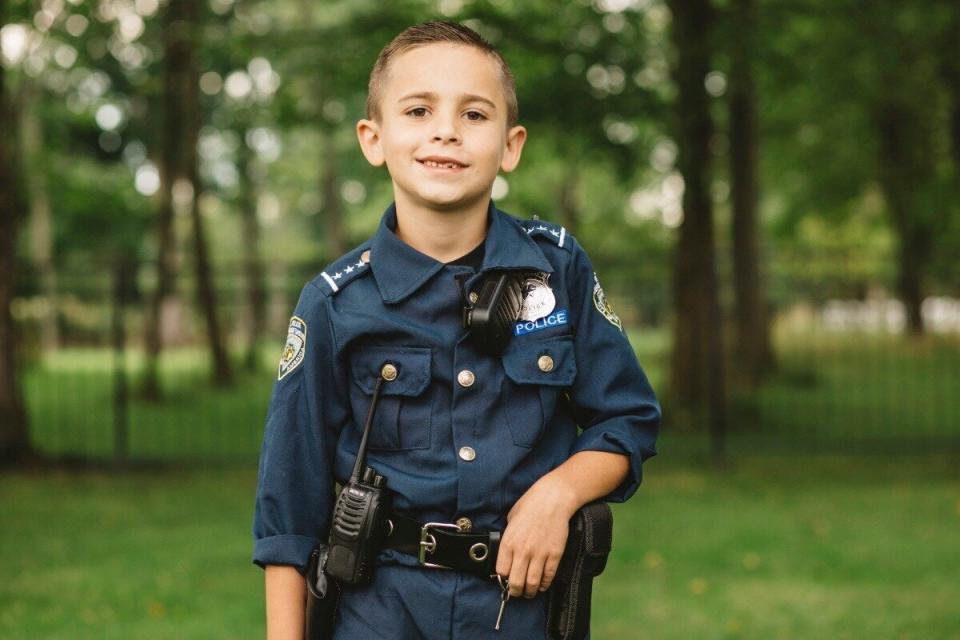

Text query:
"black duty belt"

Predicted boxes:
[[383, 512, 501, 578]]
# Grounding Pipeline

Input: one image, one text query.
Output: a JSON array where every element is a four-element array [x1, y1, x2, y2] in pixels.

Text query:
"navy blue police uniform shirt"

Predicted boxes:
[[253, 202, 660, 572]]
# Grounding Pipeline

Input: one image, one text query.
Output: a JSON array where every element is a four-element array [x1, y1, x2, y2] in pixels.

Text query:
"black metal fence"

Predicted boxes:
[[12, 260, 960, 463]]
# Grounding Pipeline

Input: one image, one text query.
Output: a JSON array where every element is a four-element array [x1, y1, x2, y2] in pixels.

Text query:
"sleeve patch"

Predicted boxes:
[[593, 273, 622, 331], [278, 316, 307, 380]]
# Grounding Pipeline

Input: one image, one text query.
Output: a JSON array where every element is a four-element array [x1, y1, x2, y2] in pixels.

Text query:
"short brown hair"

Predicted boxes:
[[366, 21, 519, 127]]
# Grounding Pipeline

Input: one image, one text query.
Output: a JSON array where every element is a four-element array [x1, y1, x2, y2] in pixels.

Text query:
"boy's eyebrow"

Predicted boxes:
[[397, 91, 498, 110]]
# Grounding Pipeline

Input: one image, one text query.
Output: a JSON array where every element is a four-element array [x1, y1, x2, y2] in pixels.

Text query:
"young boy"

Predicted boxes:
[[253, 21, 660, 640]]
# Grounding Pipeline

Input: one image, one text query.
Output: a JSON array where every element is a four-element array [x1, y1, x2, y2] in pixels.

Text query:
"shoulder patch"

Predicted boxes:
[[278, 316, 307, 380], [522, 218, 570, 251], [315, 246, 372, 296], [592, 273, 622, 331]]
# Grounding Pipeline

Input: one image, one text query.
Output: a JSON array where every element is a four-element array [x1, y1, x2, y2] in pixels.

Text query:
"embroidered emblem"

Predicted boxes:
[[514, 309, 568, 336], [525, 221, 567, 247], [278, 316, 307, 380], [519, 272, 556, 322], [592, 273, 622, 330]]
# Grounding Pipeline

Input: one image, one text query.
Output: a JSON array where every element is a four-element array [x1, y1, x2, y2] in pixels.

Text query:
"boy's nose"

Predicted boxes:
[[431, 116, 461, 143]]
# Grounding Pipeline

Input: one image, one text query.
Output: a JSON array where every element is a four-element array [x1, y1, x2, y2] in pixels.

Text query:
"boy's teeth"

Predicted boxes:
[[424, 160, 459, 168]]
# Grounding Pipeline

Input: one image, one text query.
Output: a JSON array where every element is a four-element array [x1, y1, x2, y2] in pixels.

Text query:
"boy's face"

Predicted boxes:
[[357, 43, 526, 215]]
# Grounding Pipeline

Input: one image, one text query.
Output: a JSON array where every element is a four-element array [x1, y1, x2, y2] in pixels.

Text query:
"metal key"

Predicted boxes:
[[494, 575, 510, 631]]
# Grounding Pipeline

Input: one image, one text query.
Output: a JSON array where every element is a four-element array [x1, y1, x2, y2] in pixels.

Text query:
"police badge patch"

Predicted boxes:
[[278, 316, 307, 380], [592, 273, 622, 330], [519, 272, 556, 322]]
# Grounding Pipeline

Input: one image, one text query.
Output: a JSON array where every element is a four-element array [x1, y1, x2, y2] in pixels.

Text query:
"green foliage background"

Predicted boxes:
[[5, 0, 956, 287]]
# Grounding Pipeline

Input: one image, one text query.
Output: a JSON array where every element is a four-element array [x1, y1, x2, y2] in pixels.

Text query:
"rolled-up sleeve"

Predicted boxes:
[[565, 240, 660, 502], [252, 282, 347, 572]]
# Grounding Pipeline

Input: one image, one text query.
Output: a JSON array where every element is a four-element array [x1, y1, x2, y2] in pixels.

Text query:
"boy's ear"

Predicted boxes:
[[499, 125, 527, 173], [356, 119, 385, 167]]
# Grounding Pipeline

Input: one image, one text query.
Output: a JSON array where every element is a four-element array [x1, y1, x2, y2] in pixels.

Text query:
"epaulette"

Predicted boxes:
[[520, 217, 572, 251], [313, 245, 372, 296]]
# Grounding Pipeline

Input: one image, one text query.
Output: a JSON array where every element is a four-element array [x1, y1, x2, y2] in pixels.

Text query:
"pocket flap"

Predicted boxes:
[[350, 346, 432, 396], [502, 335, 576, 387]]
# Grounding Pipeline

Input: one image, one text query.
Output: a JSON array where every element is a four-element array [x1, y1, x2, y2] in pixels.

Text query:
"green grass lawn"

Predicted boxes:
[[2, 456, 958, 639], [734, 332, 960, 451]]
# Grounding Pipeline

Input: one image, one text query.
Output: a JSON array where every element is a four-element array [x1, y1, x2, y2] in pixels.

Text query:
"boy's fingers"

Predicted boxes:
[[495, 543, 513, 579], [539, 557, 559, 592], [507, 549, 529, 598], [524, 555, 546, 598]]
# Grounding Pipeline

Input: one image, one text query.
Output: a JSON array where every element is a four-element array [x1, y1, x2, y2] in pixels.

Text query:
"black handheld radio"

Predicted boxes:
[[325, 372, 392, 586]]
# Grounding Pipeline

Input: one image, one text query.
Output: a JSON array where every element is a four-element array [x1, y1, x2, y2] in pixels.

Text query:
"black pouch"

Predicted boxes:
[[462, 270, 525, 355], [546, 502, 614, 640], [304, 545, 341, 640]]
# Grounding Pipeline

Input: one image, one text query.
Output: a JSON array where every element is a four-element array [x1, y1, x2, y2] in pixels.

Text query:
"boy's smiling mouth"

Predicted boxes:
[[417, 155, 469, 170]]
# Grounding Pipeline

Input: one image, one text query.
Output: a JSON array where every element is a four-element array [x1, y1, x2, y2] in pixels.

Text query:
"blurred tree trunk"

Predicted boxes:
[[179, 1, 232, 385], [19, 81, 59, 351], [145, 0, 232, 394], [875, 103, 930, 336], [941, 9, 960, 168], [557, 162, 579, 236], [728, 0, 774, 384], [865, 11, 941, 337], [0, 0, 33, 464], [190, 162, 232, 385], [238, 131, 266, 371], [302, 0, 344, 265], [667, 0, 728, 456], [143, 1, 186, 398], [948, 80, 960, 170], [142, 160, 176, 399], [320, 133, 346, 262]]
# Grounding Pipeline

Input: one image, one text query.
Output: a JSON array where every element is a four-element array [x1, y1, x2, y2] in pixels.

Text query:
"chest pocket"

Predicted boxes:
[[501, 335, 577, 447], [349, 346, 432, 451]]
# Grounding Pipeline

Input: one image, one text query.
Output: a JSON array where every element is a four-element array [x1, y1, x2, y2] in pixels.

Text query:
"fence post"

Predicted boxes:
[[112, 260, 130, 464]]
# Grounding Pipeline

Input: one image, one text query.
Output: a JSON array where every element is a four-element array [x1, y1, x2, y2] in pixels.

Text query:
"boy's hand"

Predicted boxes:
[[494, 450, 630, 599], [496, 473, 579, 598]]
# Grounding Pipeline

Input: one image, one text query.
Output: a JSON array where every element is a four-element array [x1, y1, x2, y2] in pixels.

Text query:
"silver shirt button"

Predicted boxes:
[[458, 446, 477, 461], [457, 369, 476, 387]]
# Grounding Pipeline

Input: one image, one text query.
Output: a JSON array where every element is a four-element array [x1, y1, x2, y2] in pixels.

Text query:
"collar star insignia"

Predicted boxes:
[[333, 271, 343, 279], [344, 265, 354, 273]]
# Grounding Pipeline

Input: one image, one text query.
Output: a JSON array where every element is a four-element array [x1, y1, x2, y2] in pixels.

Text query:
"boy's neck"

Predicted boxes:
[[393, 197, 489, 263]]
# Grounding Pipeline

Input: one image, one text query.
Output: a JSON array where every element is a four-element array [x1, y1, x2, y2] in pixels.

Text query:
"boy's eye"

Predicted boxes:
[[407, 107, 428, 118], [465, 110, 487, 121]]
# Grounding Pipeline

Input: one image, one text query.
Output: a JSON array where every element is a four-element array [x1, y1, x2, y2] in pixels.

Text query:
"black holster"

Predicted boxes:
[[304, 545, 341, 640], [546, 502, 614, 640]]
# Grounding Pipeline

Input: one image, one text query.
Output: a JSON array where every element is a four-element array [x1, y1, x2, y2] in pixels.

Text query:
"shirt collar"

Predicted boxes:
[[370, 202, 553, 304]]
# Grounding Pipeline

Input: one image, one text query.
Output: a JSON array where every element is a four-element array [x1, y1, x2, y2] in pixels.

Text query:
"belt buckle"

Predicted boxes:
[[419, 522, 460, 569]]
